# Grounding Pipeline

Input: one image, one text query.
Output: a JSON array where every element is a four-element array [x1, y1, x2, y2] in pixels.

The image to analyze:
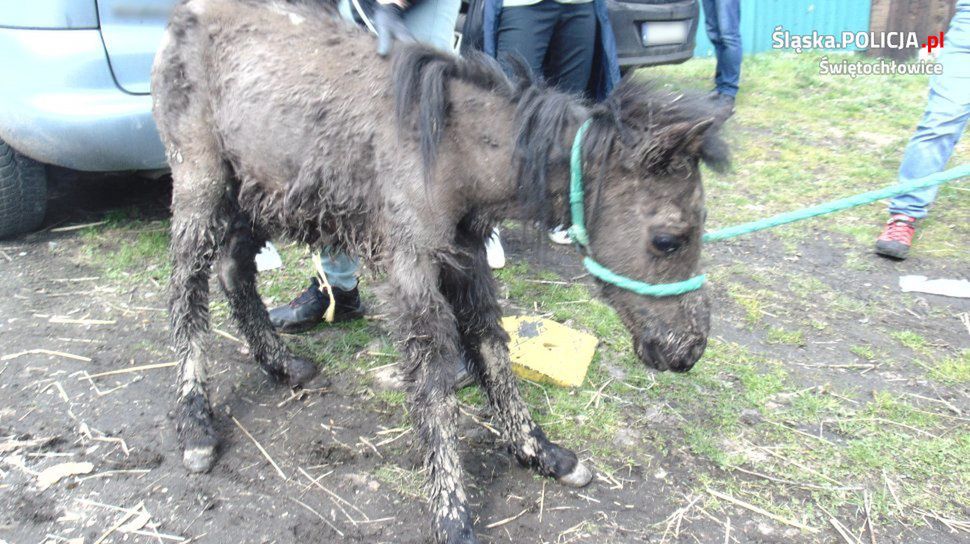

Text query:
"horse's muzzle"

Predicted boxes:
[[635, 333, 708, 373]]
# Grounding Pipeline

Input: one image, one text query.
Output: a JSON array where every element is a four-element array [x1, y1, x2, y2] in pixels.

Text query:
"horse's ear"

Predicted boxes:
[[655, 117, 717, 162]]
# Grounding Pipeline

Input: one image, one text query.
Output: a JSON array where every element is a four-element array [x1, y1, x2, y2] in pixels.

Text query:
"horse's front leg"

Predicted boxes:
[[440, 232, 593, 488], [388, 251, 478, 544], [215, 215, 318, 387]]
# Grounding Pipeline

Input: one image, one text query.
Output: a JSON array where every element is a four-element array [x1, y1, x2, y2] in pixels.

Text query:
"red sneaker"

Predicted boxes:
[[875, 214, 917, 259]]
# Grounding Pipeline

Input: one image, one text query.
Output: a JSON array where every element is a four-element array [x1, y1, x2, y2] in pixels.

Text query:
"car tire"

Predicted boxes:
[[0, 138, 47, 239]]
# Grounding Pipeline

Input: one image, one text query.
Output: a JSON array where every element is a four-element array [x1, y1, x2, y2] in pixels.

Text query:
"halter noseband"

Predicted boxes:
[[567, 119, 707, 297]]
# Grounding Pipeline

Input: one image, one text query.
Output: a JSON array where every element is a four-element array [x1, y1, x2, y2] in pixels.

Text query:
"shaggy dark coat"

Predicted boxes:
[[153, 1, 726, 542]]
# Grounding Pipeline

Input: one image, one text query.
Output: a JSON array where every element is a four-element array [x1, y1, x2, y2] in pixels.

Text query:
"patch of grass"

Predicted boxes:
[[80, 221, 171, 284], [726, 284, 770, 325], [930, 350, 970, 384], [374, 389, 407, 407], [374, 464, 423, 498], [890, 330, 930, 355], [519, 374, 622, 459], [809, 319, 828, 331], [765, 327, 805, 347], [787, 275, 827, 298], [786, 388, 847, 422], [650, 52, 970, 260], [850, 345, 875, 361], [288, 319, 377, 373]]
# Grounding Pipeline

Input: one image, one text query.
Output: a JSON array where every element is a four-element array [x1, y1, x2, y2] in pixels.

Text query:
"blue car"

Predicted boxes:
[[0, 0, 172, 238], [0, 0, 696, 238]]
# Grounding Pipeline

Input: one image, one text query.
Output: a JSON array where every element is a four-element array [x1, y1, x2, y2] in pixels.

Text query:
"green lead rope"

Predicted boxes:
[[702, 163, 970, 242], [566, 118, 969, 298]]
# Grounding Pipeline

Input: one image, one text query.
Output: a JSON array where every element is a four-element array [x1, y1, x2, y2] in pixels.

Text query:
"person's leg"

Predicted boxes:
[[877, 10, 970, 259], [268, 249, 365, 332], [543, 2, 597, 96], [402, 0, 461, 51], [711, 0, 741, 97], [889, 91, 970, 218], [700, 0, 721, 85], [317, 250, 360, 291], [890, 6, 970, 218], [496, 2, 559, 79]]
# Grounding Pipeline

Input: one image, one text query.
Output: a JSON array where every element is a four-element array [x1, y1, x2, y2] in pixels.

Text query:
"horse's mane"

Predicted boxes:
[[391, 43, 729, 227]]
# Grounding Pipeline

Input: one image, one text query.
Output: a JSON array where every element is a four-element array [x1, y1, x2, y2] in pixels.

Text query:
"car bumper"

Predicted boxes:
[[0, 27, 166, 172], [609, 0, 699, 69]]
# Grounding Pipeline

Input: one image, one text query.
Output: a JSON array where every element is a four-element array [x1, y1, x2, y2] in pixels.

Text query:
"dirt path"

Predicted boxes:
[[1, 176, 967, 544]]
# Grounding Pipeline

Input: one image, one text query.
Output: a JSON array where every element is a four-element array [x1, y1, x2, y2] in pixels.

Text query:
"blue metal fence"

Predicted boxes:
[[694, 0, 872, 57]]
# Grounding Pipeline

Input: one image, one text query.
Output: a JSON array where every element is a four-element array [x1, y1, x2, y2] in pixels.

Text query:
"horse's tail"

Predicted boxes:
[[391, 45, 510, 185]]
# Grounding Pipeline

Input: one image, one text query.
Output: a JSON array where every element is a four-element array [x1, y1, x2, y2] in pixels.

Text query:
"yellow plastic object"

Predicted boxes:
[[501, 316, 598, 388]]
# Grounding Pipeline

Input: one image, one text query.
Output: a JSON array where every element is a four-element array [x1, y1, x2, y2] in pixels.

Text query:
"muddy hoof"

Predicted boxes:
[[183, 445, 217, 473], [439, 516, 478, 544], [284, 356, 319, 388], [556, 459, 593, 487], [444, 531, 479, 544]]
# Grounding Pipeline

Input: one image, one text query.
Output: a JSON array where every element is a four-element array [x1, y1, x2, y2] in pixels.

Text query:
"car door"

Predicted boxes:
[[97, 0, 176, 94]]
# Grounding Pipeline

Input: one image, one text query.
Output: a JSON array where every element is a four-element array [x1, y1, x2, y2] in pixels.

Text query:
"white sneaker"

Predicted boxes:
[[548, 225, 572, 245], [485, 228, 505, 269]]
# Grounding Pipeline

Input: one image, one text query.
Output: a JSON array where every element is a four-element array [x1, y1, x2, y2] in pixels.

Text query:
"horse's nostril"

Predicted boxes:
[[651, 233, 684, 254]]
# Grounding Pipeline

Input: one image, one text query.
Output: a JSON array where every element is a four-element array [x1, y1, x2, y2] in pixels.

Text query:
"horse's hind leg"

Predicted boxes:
[[216, 216, 318, 387], [387, 249, 477, 544], [440, 227, 593, 488], [168, 147, 233, 473]]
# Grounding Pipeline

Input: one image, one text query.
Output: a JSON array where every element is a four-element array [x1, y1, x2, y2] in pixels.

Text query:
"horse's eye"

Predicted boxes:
[[651, 233, 685, 254]]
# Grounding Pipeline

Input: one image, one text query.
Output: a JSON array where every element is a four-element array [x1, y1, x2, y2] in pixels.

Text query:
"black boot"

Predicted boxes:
[[330, 284, 367, 322], [269, 278, 365, 333], [708, 91, 736, 120]]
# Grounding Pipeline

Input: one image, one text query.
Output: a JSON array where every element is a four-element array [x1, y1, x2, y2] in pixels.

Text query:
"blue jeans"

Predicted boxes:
[[701, 0, 741, 97], [890, 0, 970, 218], [324, 0, 460, 290], [338, 0, 460, 50]]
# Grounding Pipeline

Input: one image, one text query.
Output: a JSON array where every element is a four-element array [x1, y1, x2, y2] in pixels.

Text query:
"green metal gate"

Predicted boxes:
[[694, 0, 873, 57]]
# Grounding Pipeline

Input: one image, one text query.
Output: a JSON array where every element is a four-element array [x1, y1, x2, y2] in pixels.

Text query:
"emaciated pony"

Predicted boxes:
[[152, 0, 727, 541]]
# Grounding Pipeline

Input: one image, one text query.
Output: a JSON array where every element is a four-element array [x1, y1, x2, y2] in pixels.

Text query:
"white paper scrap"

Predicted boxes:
[[255, 242, 283, 272], [899, 275, 970, 299]]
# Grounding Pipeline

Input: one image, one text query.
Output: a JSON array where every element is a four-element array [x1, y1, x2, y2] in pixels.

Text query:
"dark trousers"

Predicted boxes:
[[702, 0, 741, 96], [495, 1, 596, 96]]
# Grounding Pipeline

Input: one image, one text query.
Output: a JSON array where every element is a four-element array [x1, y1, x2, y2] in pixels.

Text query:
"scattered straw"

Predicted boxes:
[[914, 508, 970, 533], [485, 507, 530, 529], [78, 469, 152, 482], [213, 328, 243, 344], [864, 490, 877, 544], [50, 316, 116, 326], [93, 510, 136, 544], [538, 480, 546, 523], [287, 497, 344, 538], [707, 489, 818, 533], [358, 436, 383, 459], [2, 349, 91, 362], [298, 467, 370, 523], [826, 512, 861, 544], [231, 416, 286, 481], [83, 362, 177, 380], [50, 221, 107, 233], [660, 495, 700, 543]]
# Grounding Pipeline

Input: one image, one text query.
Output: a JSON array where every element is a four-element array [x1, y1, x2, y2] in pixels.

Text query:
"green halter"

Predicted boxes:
[[567, 119, 707, 297]]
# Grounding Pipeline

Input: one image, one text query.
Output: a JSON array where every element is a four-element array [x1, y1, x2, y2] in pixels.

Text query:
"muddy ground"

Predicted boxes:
[[0, 173, 967, 544]]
